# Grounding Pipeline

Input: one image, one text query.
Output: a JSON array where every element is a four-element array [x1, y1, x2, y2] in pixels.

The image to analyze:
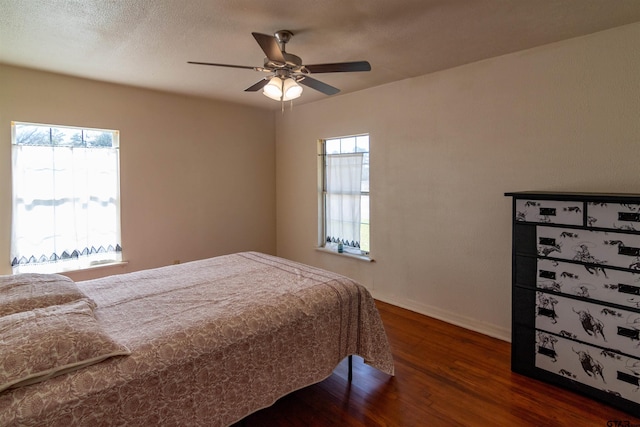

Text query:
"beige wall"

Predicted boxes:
[[275, 23, 640, 340], [1, 22, 638, 341], [0, 65, 276, 281]]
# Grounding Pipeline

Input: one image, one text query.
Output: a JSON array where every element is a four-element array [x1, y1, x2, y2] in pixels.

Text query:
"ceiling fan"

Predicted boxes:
[[188, 30, 371, 102]]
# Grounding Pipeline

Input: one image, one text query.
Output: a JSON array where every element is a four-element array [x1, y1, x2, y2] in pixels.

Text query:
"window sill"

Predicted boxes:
[[60, 260, 129, 275], [13, 260, 129, 275], [316, 247, 374, 262]]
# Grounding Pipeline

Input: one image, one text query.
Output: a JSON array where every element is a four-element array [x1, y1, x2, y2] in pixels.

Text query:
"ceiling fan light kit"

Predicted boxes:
[[263, 76, 303, 101], [188, 30, 371, 106]]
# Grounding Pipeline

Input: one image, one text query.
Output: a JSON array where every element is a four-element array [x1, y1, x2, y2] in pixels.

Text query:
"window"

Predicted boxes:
[[320, 134, 369, 255], [10, 121, 122, 273]]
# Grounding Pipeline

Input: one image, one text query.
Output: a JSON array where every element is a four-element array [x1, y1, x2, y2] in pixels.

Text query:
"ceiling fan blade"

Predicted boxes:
[[305, 61, 371, 73], [298, 76, 340, 96], [188, 61, 257, 70], [244, 78, 270, 92], [252, 32, 286, 64]]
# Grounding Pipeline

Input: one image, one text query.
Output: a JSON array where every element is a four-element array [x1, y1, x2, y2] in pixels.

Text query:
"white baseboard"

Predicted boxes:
[[371, 291, 511, 343]]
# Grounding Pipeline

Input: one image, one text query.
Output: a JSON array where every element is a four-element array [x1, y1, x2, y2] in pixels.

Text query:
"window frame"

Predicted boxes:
[[317, 134, 371, 260], [10, 121, 123, 274]]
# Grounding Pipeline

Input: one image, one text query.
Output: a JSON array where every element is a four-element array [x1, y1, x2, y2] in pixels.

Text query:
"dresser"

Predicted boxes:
[[506, 191, 640, 416]]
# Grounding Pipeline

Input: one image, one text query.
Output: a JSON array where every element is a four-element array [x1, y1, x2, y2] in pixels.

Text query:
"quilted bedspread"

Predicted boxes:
[[0, 252, 394, 426]]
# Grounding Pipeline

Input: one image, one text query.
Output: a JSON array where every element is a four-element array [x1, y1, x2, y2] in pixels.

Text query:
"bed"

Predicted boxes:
[[0, 251, 394, 426]]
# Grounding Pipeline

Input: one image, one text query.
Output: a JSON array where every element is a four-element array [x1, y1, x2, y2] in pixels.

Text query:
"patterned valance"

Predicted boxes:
[[11, 245, 122, 267], [326, 236, 360, 248]]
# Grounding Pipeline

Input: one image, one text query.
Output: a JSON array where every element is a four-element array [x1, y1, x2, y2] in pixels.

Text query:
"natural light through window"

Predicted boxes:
[[321, 134, 369, 256], [10, 121, 122, 273]]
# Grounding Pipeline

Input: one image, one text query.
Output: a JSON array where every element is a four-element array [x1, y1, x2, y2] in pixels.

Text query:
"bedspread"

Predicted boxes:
[[0, 252, 393, 426]]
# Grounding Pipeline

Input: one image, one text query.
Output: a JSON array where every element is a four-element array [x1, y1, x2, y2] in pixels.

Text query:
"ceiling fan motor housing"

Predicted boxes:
[[263, 52, 302, 70]]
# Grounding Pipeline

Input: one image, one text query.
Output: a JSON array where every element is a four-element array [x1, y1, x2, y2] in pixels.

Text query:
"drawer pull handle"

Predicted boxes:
[[617, 371, 640, 386], [537, 347, 557, 359], [618, 284, 640, 295], [539, 237, 556, 246], [539, 270, 556, 280], [617, 326, 640, 340], [537, 307, 556, 319], [539, 208, 556, 216], [618, 212, 640, 222], [618, 246, 640, 257]]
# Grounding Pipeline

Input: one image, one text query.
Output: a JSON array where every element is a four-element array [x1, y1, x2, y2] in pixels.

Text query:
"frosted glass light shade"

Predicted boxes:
[[282, 78, 303, 100], [263, 77, 283, 100]]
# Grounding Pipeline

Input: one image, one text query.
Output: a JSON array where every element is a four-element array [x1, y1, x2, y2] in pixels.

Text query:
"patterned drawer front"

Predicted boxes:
[[515, 199, 584, 225], [536, 331, 640, 404], [588, 202, 640, 231], [537, 226, 640, 271], [536, 259, 640, 309], [535, 291, 640, 356]]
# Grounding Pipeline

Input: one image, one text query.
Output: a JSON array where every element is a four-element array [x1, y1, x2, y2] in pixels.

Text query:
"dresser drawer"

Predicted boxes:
[[515, 199, 584, 225], [537, 226, 640, 271], [536, 259, 640, 310], [535, 291, 640, 356], [588, 202, 640, 231], [536, 331, 640, 405]]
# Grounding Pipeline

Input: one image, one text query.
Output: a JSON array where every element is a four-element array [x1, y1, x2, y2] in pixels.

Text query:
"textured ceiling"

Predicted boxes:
[[2, 0, 640, 110]]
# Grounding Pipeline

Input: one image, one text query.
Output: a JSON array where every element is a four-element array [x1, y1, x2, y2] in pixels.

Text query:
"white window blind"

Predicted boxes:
[[10, 122, 122, 273]]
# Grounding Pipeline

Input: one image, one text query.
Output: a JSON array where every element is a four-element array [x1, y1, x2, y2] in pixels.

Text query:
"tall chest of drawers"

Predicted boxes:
[[506, 191, 640, 415]]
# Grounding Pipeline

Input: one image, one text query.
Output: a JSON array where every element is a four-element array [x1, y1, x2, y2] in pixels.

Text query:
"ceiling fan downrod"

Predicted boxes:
[[274, 30, 293, 52]]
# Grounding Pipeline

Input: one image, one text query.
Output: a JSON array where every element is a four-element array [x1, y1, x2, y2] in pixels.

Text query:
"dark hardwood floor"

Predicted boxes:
[[235, 300, 640, 426]]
